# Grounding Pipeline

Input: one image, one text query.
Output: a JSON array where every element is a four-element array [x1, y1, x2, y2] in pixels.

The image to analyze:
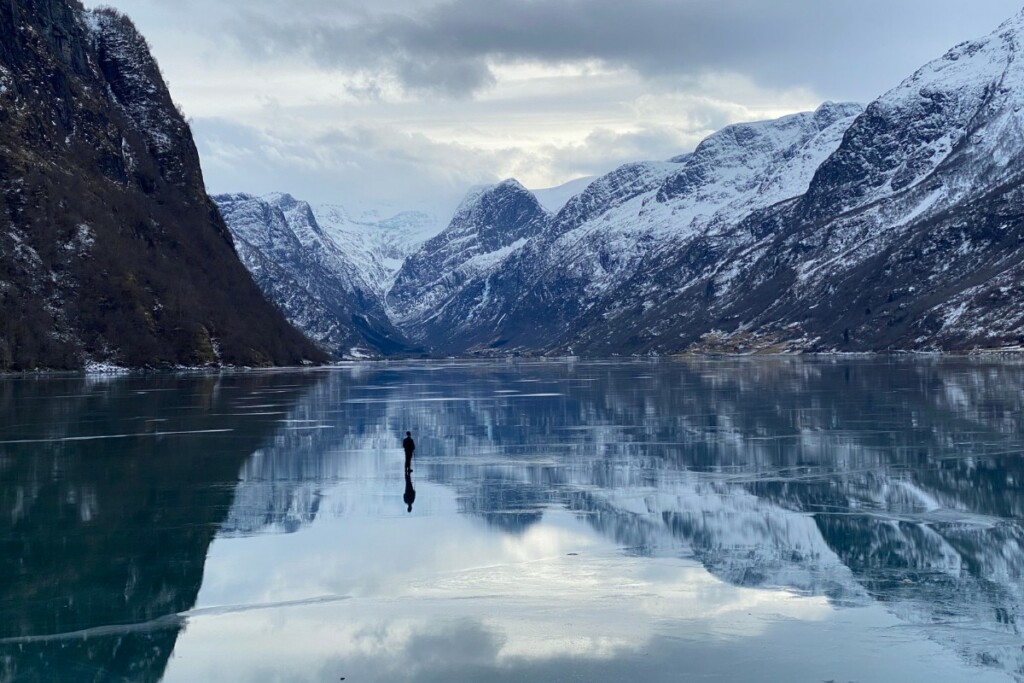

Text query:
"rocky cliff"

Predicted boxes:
[[0, 0, 324, 369]]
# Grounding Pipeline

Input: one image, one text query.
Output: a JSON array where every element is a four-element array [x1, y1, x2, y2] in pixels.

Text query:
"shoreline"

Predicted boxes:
[[4, 348, 1024, 378]]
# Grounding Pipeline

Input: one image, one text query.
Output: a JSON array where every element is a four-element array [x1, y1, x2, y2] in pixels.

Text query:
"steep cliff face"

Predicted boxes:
[[0, 0, 324, 369]]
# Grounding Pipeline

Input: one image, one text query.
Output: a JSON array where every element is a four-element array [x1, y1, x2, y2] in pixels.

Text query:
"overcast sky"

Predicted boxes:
[[83, 0, 1024, 217]]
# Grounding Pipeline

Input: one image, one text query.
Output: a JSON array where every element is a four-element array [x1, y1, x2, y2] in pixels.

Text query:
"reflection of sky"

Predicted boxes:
[[166, 422, 1011, 683], [167, 493, 1003, 682], [3, 361, 1019, 680]]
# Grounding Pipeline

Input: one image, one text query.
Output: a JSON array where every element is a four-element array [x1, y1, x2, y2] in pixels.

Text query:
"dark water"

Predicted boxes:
[[1, 359, 1022, 682]]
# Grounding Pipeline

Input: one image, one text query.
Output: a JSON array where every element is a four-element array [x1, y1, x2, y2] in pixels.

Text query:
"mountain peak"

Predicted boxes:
[[451, 177, 544, 226], [656, 102, 863, 207], [387, 177, 549, 336], [801, 6, 1024, 220], [813, 101, 863, 126], [494, 177, 528, 193]]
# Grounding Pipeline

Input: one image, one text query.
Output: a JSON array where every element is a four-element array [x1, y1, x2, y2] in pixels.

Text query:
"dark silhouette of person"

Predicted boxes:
[[402, 431, 415, 473], [403, 471, 416, 513]]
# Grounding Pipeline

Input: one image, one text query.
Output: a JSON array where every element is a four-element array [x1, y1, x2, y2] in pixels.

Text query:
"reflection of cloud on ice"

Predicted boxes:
[[164, 571, 972, 683], [189, 506, 835, 681]]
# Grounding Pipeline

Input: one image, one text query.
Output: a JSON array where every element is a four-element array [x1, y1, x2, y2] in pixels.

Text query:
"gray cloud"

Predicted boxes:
[[192, 117, 511, 212], [83, 0, 1024, 213], [538, 126, 702, 180], [226, 0, 1024, 99], [191, 115, 702, 212]]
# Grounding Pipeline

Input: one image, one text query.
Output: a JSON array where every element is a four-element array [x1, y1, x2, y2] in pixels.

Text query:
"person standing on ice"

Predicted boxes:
[[403, 431, 415, 473]]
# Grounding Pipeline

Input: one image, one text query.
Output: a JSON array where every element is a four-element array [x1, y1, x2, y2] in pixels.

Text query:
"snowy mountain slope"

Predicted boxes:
[[387, 179, 551, 343], [416, 102, 862, 354], [215, 193, 417, 357], [532, 176, 597, 213], [563, 9, 1024, 355], [314, 203, 441, 299], [801, 14, 1024, 221]]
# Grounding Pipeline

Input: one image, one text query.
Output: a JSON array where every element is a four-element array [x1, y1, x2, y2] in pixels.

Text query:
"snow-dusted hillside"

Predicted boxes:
[[313, 203, 442, 300], [567, 8, 1024, 355], [412, 102, 862, 354], [387, 179, 551, 343], [215, 193, 426, 357]]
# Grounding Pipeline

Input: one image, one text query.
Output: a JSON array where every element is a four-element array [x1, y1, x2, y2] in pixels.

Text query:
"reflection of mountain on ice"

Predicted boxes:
[[0, 374, 319, 683], [220, 360, 1024, 679]]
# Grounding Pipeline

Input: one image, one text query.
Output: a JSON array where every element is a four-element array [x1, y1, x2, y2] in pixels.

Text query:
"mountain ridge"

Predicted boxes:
[[217, 8, 1024, 358]]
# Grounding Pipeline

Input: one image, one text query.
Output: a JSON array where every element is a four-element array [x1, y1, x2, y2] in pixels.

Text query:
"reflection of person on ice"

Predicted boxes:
[[404, 471, 416, 513], [403, 431, 415, 473]]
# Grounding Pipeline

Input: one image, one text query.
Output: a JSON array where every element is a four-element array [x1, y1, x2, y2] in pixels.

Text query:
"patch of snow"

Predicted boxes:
[[346, 347, 373, 360], [462, 237, 529, 272], [532, 176, 597, 213], [942, 301, 971, 328], [84, 361, 131, 375]]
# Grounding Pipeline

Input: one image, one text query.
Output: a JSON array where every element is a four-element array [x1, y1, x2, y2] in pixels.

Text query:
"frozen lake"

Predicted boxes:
[[1, 358, 1022, 682]]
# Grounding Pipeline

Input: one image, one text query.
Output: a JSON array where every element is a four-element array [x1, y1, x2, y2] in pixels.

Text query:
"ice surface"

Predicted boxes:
[[6, 358, 1022, 681]]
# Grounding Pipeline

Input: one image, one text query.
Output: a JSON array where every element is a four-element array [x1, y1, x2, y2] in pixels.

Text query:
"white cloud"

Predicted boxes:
[[83, 0, 1024, 213]]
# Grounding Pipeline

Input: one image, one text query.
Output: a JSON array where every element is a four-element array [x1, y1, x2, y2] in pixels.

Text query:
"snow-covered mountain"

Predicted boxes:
[[218, 8, 1024, 358], [411, 101, 862, 354], [313, 203, 442, 300], [387, 179, 551, 344], [563, 9, 1024, 355], [214, 193, 425, 358]]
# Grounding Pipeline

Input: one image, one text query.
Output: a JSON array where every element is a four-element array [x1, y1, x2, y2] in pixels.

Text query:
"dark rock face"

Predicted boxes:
[[0, 0, 324, 369]]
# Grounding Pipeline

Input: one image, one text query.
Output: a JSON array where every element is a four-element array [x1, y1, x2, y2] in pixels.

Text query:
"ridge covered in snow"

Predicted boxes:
[[387, 179, 551, 339]]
